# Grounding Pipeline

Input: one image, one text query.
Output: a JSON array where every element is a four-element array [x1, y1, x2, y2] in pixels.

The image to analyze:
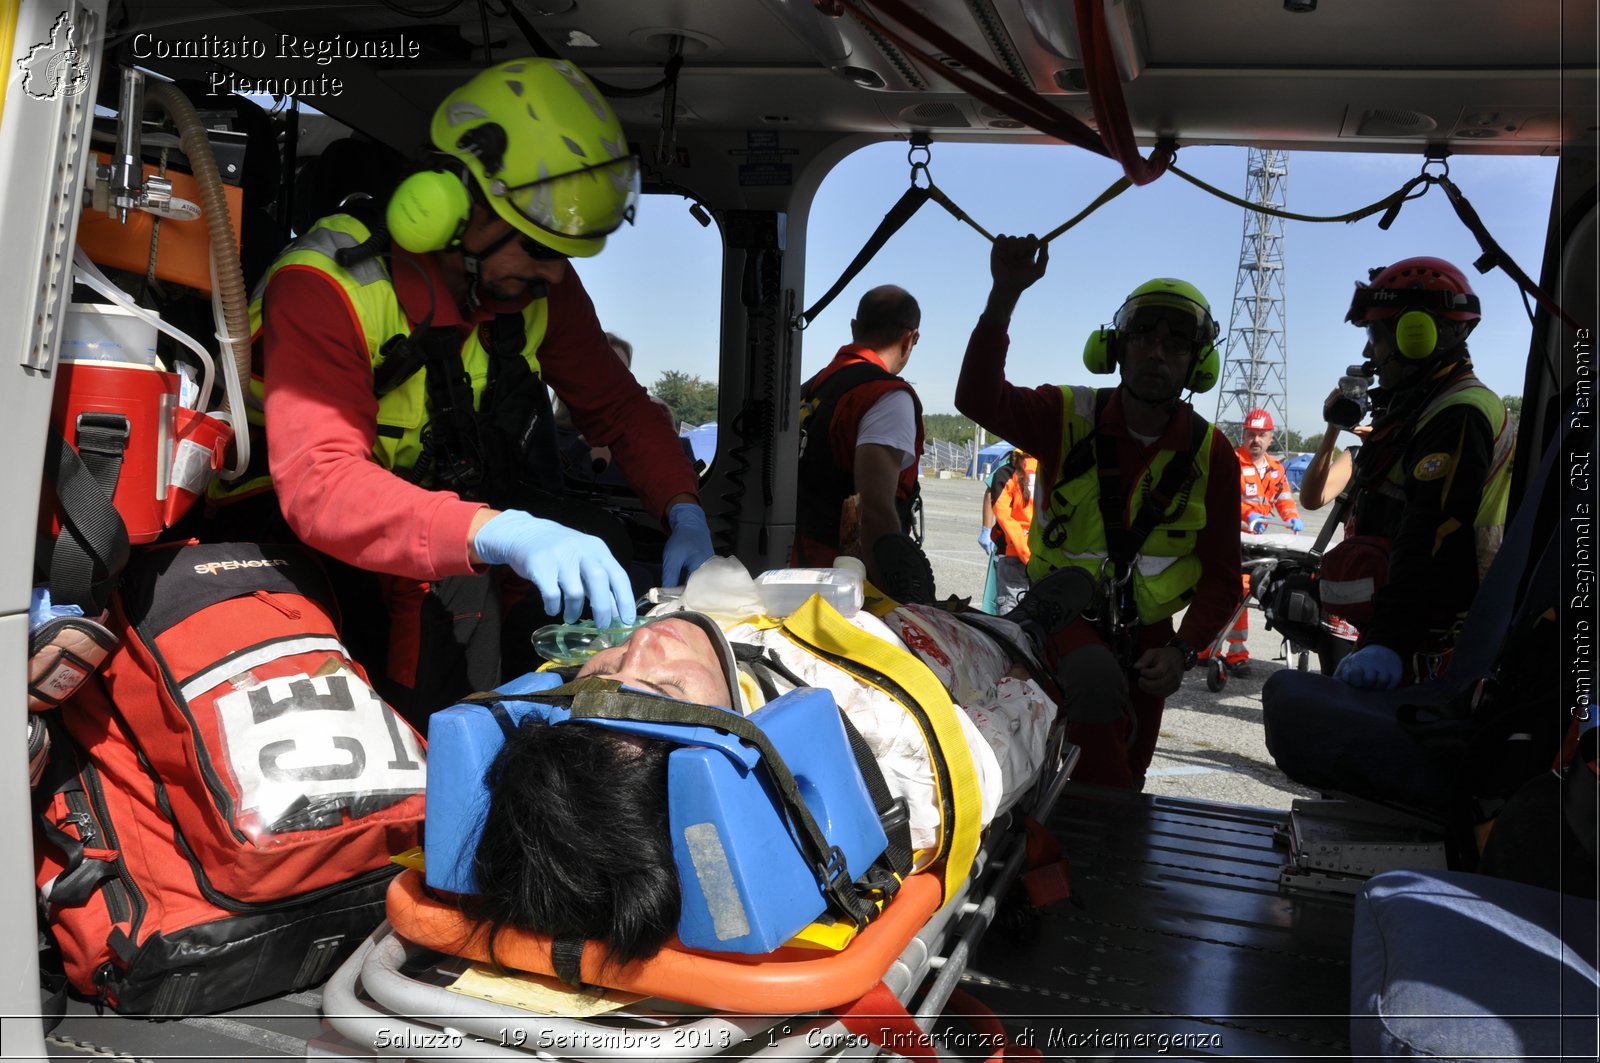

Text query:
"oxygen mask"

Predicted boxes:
[[531, 619, 644, 666]]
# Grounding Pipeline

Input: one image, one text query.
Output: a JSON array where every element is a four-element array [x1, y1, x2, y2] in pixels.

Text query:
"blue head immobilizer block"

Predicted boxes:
[[424, 673, 890, 953]]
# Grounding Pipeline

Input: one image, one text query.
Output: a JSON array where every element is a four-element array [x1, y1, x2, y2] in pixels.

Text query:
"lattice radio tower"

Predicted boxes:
[[1215, 149, 1289, 451]]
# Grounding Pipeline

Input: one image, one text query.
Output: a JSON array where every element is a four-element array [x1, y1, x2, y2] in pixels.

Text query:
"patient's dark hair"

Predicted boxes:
[[461, 719, 680, 968]]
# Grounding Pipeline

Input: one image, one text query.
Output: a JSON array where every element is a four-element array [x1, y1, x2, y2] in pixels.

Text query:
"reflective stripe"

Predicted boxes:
[[1320, 577, 1377, 606]]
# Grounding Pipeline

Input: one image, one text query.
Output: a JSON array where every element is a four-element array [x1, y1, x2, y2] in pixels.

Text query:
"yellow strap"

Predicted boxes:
[[777, 596, 983, 905]]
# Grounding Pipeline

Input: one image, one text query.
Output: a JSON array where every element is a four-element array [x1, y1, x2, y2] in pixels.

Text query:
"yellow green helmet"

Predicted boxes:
[[431, 57, 639, 258], [1113, 278, 1219, 346]]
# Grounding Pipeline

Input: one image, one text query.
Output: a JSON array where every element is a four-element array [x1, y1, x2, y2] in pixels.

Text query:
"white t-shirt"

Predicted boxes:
[[856, 389, 918, 470]]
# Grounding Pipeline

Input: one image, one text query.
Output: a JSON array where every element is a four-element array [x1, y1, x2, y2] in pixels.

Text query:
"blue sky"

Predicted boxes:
[[574, 142, 1557, 441]]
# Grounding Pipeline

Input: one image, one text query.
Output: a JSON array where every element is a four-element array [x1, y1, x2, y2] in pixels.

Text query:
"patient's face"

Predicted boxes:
[[576, 619, 733, 709]]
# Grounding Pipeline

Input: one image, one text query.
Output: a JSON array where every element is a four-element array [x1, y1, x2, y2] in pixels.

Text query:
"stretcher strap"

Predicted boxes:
[[946, 988, 1045, 1061], [1018, 815, 1072, 910], [833, 981, 938, 1061]]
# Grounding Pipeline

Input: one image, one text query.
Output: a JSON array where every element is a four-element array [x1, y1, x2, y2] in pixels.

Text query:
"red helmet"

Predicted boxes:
[[1345, 256, 1481, 325], [1244, 408, 1274, 432]]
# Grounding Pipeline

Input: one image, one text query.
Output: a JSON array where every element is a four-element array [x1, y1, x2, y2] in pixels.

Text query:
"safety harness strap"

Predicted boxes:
[[42, 414, 132, 613]]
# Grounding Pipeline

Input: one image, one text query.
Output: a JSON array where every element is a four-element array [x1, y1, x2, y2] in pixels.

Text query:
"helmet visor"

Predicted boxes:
[[491, 155, 641, 242], [1117, 302, 1211, 347]]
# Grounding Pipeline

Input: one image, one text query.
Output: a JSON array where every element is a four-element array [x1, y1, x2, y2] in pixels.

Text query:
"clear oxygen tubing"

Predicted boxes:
[[207, 246, 251, 479], [142, 81, 251, 419], [72, 248, 215, 412]]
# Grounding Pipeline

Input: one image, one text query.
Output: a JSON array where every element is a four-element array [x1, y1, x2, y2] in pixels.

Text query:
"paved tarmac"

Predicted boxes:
[[918, 472, 1335, 809]]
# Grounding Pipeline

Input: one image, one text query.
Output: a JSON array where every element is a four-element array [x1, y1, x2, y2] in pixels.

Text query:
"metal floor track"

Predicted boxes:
[[959, 785, 1356, 1060]]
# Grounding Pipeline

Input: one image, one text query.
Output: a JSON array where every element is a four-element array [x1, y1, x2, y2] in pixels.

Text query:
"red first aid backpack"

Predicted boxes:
[[35, 541, 427, 1015]]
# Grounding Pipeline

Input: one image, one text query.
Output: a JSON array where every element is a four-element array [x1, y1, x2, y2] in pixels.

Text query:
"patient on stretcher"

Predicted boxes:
[[441, 565, 1060, 968]]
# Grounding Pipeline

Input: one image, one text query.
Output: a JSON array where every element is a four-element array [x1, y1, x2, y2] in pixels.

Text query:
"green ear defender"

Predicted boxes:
[[1082, 327, 1117, 374], [1188, 343, 1221, 393], [1393, 309, 1439, 359], [386, 170, 473, 253], [1080, 327, 1221, 393]]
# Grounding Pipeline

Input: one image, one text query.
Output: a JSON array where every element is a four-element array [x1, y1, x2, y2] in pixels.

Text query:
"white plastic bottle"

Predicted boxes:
[[755, 562, 864, 618]]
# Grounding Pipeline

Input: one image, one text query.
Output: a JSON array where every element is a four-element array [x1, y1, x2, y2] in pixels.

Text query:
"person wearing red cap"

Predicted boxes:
[[1215, 408, 1302, 674]]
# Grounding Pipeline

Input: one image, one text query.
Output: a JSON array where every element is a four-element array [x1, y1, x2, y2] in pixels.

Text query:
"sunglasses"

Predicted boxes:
[[519, 235, 570, 262], [1121, 304, 1208, 345]]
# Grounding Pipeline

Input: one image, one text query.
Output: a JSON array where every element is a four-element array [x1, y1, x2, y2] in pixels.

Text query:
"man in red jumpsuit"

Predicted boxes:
[[1217, 408, 1303, 674], [956, 235, 1240, 789], [245, 59, 713, 719]]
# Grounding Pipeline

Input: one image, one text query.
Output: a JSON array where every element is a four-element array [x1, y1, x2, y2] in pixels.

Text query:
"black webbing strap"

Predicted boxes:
[[837, 710, 914, 879], [729, 641, 911, 876], [474, 677, 886, 929], [797, 184, 932, 328], [416, 325, 488, 499], [42, 414, 131, 613], [1113, 413, 1210, 567], [484, 311, 563, 495], [1435, 175, 1580, 330], [550, 934, 586, 988]]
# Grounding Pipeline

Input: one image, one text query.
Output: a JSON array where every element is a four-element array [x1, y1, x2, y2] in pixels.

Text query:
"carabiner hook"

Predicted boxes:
[[907, 142, 931, 188]]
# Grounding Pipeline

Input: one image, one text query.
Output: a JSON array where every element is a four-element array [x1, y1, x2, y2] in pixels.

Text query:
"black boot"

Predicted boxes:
[[1002, 566, 1096, 647], [872, 533, 937, 604]]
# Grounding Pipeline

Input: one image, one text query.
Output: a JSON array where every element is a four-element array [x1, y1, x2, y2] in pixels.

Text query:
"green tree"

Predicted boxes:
[[922, 413, 977, 445], [651, 370, 718, 427], [1502, 393, 1522, 422]]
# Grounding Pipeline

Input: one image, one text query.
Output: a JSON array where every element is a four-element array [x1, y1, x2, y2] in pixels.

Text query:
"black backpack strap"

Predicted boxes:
[[40, 415, 132, 613]]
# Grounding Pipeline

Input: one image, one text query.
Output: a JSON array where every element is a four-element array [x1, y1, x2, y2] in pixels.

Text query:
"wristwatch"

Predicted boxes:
[[1167, 636, 1199, 671]]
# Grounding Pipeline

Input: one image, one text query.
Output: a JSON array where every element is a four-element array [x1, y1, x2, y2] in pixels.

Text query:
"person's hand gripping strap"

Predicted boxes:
[[661, 502, 714, 587], [1333, 644, 1402, 690], [473, 510, 637, 628]]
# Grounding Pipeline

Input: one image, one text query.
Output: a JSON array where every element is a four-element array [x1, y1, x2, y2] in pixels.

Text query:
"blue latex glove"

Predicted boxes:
[[1247, 516, 1268, 535], [979, 529, 996, 555], [1334, 644, 1403, 690], [473, 511, 636, 628], [661, 502, 715, 587], [1287, 517, 1305, 533]]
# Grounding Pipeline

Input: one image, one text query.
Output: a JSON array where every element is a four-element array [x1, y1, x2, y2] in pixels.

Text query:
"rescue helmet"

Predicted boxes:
[[1345, 256, 1481, 361], [1244, 408, 1274, 432], [1083, 278, 1221, 392], [429, 57, 639, 258]]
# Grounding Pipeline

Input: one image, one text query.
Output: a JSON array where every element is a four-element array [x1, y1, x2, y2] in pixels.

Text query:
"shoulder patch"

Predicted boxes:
[[1412, 451, 1454, 481]]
